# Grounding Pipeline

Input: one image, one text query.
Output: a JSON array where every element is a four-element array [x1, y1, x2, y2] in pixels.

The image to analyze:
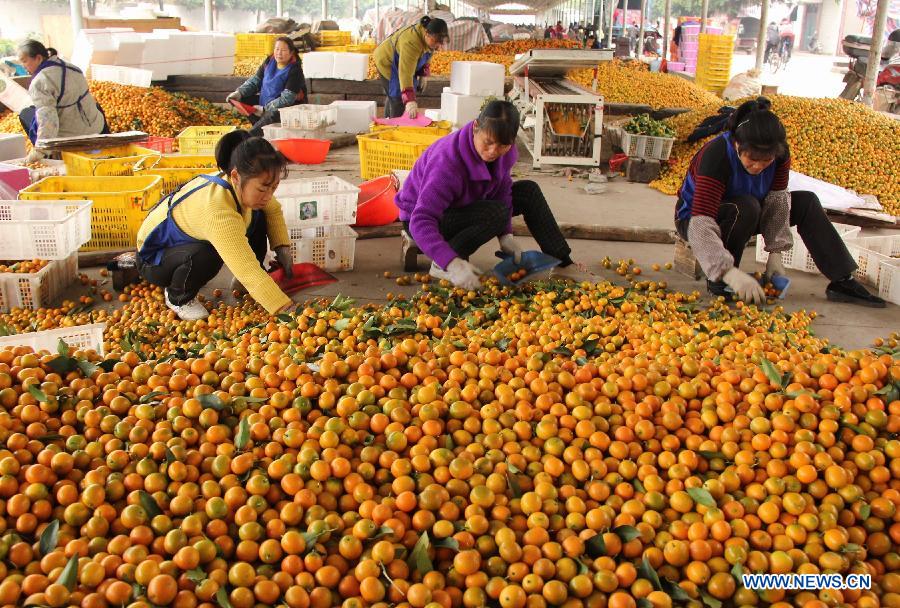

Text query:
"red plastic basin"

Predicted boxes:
[[355, 175, 399, 227], [273, 138, 332, 164]]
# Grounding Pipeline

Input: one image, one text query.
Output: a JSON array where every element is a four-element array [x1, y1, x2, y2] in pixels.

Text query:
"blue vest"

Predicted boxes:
[[260, 58, 293, 107], [676, 132, 778, 221], [138, 174, 260, 266]]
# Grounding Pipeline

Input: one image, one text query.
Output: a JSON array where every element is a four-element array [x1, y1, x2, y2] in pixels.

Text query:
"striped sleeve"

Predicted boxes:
[[771, 154, 791, 192], [690, 137, 730, 219]]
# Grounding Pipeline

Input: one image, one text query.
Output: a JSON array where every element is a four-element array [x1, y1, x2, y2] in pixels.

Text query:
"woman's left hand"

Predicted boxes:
[[498, 234, 523, 264], [253, 105, 264, 116], [766, 252, 786, 279], [25, 148, 44, 164], [275, 246, 293, 279]]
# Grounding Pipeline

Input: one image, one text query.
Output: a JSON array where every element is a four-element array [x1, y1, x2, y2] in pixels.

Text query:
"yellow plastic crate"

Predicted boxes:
[[369, 121, 453, 135], [176, 126, 237, 156], [318, 45, 349, 53], [319, 31, 351, 46], [235, 33, 279, 58], [19, 176, 163, 251], [356, 128, 445, 180], [132, 154, 218, 197], [348, 42, 376, 53], [61, 145, 157, 177]]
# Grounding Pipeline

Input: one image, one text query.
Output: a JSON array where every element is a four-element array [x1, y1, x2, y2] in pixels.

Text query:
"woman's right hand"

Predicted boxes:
[[446, 258, 482, 291], [225, 91, 240, 103]]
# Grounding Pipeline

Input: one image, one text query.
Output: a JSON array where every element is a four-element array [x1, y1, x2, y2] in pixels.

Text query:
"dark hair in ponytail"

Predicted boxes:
[[420, 16, 449, 38], [215, 130, 287, 185], [727, 97, 788, 160], [474, 100, 520, 146], [18, 40, 55, 61]]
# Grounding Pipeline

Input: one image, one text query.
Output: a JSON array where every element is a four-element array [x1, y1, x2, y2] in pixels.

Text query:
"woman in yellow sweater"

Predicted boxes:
[[137, 131, 294, 320], [373, 16, 448, 118]]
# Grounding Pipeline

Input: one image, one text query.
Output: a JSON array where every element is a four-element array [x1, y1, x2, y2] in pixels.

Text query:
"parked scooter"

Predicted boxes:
[[839, 29, 900, 107]]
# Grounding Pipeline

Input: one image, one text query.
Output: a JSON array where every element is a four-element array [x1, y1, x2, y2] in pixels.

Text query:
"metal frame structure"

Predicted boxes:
[[508, 49, 613, 169]]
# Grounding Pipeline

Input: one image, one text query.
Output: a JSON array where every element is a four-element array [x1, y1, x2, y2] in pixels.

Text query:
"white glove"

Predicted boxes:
[[404, 101, 419, 119], [723, 267, 766, 304], [252, 105, 264, 116], [766, 252, 786, 279], [225, 91, 241, 103], [498, 234, 523, 264], [24, 148, 44, 164], [446, 258, 482, 291]]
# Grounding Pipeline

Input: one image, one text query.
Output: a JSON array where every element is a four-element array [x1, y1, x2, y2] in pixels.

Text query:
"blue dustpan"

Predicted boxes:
[[725, 274, 791, 299], [493, 250, 561, 286]]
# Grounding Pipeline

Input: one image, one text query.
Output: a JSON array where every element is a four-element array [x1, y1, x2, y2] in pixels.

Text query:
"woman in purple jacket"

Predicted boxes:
[[396, 101, 572, 290]]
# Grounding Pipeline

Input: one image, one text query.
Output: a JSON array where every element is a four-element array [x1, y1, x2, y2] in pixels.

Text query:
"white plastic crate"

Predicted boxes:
[[262, 123, 326, 141], [0, 252, 78, 313], [0, 323, 106, 355], [280, 105, 337, 130], [450, 61, 505, 97], [877, 259, 900, 306], [288, 224, 357, 271], [0, 200, 92, 260], [844, 235, 900, 286], [756, 223, 861, 273], [276, 176, 359, 227], [4, 158, 67, 182], [620, 131, 675, 161]]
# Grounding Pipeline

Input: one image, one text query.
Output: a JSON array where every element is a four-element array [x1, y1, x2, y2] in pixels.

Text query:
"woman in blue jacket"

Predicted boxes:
[[227, 37, 308, 136]]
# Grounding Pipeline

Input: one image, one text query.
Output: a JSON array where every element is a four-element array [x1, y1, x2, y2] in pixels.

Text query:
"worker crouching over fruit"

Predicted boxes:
[[226, 37, 308, 137], [373, 16, 448, 118], [16, 40, 108, 164], [396, 100, 573, 291], [136, 131, 295, 321], [675, 97, 884, 307]]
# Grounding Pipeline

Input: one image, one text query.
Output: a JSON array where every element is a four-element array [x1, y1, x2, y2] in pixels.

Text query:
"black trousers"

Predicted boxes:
[[242, 94, 284, 137], [138, 214, 269, 305], [405, 180, 572, 265], [676, 191, 856, 281], [378, 77, 405, 119]]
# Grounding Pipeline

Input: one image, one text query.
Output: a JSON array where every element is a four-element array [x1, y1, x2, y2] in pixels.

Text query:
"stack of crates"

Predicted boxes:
[[234, 33, 280, 60], [678, 24, 723, 74], [275, 176, 360, 272], [317, 30, 351, 52], [0, 200, 92, 312], [695, 33, 734, 95]]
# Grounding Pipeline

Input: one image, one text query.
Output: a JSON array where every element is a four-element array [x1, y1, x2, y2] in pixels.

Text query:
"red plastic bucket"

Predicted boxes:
[[355, 175, 399, 227], [272, 139, 331, 164]]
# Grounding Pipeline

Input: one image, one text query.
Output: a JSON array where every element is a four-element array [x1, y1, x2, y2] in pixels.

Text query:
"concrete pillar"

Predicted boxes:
[[352, 0, 359, 19], [700, 0, 708, 33], [204, 0, 213, 31], [70, 0, 84, 37], [637, 0, 646, 56], [322, 0, 328, 20], [376, 0, 380, 23], [755, 0, 768, 72], [663, 0, 671, 60], [863, 0, 890, 106], [606, 0, 616, 48], [276, 0, 283, 17], [590, 0, 596, 28]]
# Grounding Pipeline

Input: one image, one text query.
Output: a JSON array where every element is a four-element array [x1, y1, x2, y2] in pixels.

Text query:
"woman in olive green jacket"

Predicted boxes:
[[373, 16, 448, 118]]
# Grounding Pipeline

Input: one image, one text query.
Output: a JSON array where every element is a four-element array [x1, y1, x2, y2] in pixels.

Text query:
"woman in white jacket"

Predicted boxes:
[[17, 40, 108, 163]]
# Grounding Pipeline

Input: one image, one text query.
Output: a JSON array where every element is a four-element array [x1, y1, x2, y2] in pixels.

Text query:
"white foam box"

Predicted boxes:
[[141, 32, 175, 80], [329, 100, 376, 134], [71, 28, 132, 74], [302, 52, 335, 79], [171, 32, 213, 75], [450, 61, 505, 97], [211, 33, 236, 75], [91, 65, 153, 87], [332, 53, 370, 81], [441, 88, 486, 127], [0, 135, 26, 162]]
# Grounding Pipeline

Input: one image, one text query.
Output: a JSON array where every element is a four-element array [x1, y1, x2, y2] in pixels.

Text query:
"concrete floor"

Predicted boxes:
[[66, 140, 898, 351]]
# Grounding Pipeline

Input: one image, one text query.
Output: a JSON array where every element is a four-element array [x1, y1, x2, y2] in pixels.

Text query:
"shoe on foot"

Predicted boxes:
[[165, 290, 209, 320], [230, 277, 247, 295], [826, 278, 886, 308], [429, 261, 452, 283], [706, 280, 730, 298]]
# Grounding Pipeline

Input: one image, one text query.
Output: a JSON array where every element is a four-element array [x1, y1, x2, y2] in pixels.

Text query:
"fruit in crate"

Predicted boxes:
[[0, 259, 49, 273], [548, 108, 585, 136], [623, 113, 676, 138]]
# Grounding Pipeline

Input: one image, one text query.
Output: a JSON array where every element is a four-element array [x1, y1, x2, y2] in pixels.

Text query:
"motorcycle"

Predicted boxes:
[[839, 29, 900, 109]]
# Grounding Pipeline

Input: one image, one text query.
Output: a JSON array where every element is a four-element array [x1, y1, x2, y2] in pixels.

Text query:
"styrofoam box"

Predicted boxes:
[[302, 52, 336, 79], [91, 65, 153, 88], [332, 53, 370, 81], [0, 322, 106, 355], [450, 61, 505, 97], [424, 109, 442, 121], [441, 89, 486, 127], [211, 33, 237, 75], [0, 200, 92, 260], [275, 176, 359, 227], [141, 32, 174, 80], [329, 100, 376, 134], [0, 135, 26, 162]]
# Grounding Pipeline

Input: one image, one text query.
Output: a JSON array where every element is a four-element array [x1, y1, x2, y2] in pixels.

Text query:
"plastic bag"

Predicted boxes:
[[723, 70, 762, 101], [0, 178, 17, 201]]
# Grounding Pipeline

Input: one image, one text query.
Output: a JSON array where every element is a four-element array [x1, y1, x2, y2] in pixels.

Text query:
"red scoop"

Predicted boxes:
[[268, 263, 337, 295], [230, 99, 256, 117]]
